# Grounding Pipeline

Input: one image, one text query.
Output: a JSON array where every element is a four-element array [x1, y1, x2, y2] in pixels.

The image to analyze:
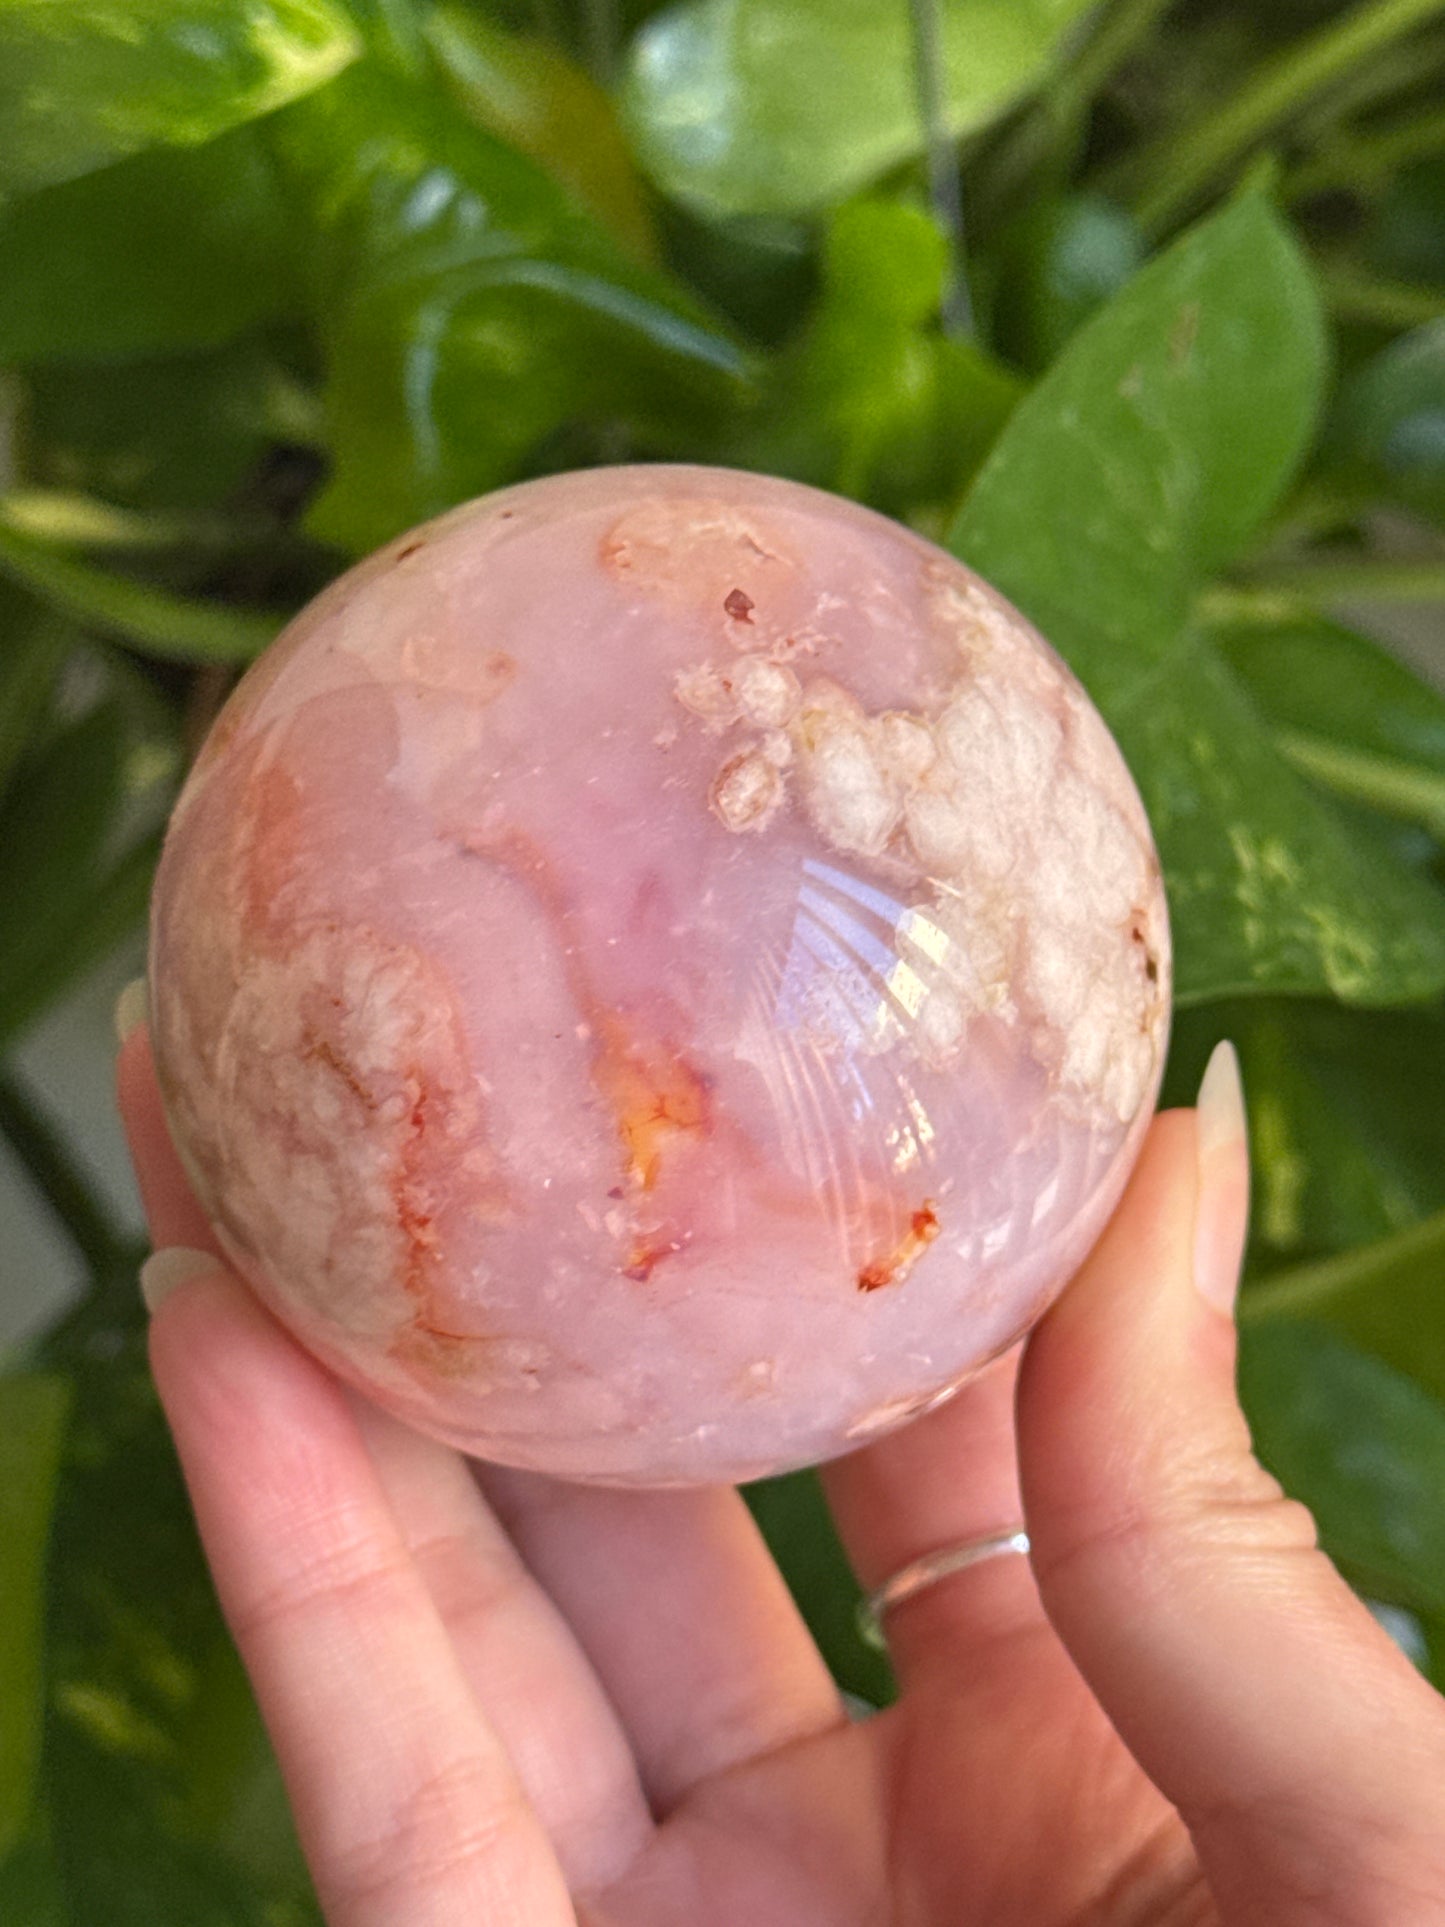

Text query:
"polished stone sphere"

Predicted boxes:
[[149, 465, 1170, 1484]]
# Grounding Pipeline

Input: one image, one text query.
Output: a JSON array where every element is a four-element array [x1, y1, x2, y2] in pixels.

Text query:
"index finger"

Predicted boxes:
[[148, 1264, 579, 1927]]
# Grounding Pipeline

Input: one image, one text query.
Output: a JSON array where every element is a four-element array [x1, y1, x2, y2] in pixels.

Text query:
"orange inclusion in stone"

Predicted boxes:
[[857, 1201, 941, 1292], [593, 1017, 710, 1191]]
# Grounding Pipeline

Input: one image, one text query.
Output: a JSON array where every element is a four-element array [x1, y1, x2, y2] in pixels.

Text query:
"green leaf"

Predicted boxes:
[[622, 0, 1098, 219], [1213, 613, 1445, 838], [1245, 1209, 1445, 1410], [270, 62, 749, 552], [0, 0, 361, 197], [0, 128, 297, 362], [0, 524, 281, 664], [951, 195, 1445, 1004], [1112, 635, 1445, 1004], [952, 194, 1327, 710], [1328, 318, 1445, 524], [427, 3, 659, 263], [745, 1470, 894, 1706], [1239, 1320, 1445, 1617], [734, 197, 1022, 513], [0, 1375, 71, 1859]]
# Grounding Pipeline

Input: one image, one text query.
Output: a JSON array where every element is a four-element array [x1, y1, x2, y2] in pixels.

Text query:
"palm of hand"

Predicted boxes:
[[123, 1037, 1445, 1927], [179, 1308, 1202, 1927], [574, 1569, 1193, 1927]]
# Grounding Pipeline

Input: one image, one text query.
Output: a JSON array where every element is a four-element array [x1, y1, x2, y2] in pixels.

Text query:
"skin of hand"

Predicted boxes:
[[117, 1020, 1445, 1927]]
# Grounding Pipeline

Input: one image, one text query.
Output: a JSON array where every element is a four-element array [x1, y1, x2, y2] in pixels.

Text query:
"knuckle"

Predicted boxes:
[[229, 1523, 413, 1645], [1035, 1444, 1320, 1598], [331, 1751, 531, 1913]]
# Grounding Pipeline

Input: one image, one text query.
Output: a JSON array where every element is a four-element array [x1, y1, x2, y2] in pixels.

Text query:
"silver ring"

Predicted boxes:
[[858, 1527, 1031, 1650]]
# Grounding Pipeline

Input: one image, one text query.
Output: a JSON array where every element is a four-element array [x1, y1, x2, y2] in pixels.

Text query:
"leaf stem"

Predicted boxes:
[[0, 1063, 126, 1275], [908, 0, 974, 338], [1134, 0, 1445, 232], [1241, 1208, 1445, 1327], [0, 526, 282, 665]]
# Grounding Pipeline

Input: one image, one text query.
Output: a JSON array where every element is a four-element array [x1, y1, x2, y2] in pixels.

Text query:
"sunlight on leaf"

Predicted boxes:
[[0, 0, 361, 196], [623, 0, 1098, 218]]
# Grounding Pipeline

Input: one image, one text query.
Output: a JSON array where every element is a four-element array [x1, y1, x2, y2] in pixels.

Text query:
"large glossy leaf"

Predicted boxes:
[[0, 0, 360, 197], [1111, 635, 1445, 1004], [1214, 613, 1445, 839], [952, 196, 1445, 1004], [270, 62, 749, 552], [953, 194, 1327, 710], [0, 129, 296, 362], [622, 0, 1097, 218], [0, 1375, 70, 1859], [427, 4, 658, 262], [1239, 1320, 1445, 1618]]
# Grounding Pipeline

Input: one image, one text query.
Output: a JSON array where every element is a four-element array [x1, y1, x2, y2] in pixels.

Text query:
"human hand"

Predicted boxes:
[[118, 1021, 1445, 1926]]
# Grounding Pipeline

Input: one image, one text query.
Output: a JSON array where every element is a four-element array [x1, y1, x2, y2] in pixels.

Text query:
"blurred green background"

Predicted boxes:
[[1, 0, 1444, 1917]]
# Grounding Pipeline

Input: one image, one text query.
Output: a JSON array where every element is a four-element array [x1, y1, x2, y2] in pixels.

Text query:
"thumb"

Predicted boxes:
[[1018, 1045, 1445, 1925]]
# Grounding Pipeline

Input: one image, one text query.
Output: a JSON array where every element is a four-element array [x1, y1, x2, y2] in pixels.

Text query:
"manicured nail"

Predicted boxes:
[[140, 1247, 216, 1315], [1194, 1040, 1250, 1314], [114, 976, 149, 1046]]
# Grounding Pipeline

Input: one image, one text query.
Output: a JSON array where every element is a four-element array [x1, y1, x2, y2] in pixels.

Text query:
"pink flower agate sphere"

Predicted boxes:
[[149, 465, 1170, 1486]]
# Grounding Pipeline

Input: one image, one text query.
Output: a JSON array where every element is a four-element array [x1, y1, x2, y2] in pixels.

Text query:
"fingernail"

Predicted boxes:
[[114, 976, 149, 1046], [140, 1246, 216, 1315], [1194, 1040, 1250, 1315]]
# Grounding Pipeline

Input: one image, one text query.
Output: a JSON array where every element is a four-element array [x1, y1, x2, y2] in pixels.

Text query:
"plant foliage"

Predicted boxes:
[[2, 0, 1445, 1911]]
